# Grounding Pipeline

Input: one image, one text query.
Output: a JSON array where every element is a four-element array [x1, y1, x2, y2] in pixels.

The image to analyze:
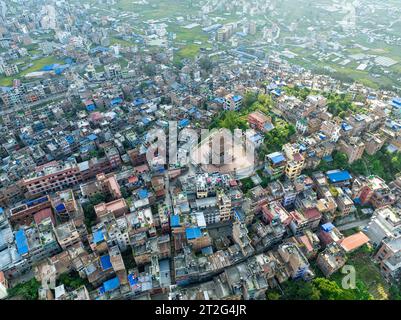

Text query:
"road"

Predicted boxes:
[[0, 93, 67, 116], [337, 219, 370, 231]]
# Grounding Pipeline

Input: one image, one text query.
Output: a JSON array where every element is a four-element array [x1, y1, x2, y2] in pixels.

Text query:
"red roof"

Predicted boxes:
[[298, 235, 313, 252], [304, 208, 322, 221], [128, 176, 139, 184], [34, 208, 55, 226], [339, 232, 369, 252]]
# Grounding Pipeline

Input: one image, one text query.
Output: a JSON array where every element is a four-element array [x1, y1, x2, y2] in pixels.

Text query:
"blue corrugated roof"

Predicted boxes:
[[321, 223, 335, 232], [55, 203, 66, 213], [93, 230, 104, 244], [268, 152, 285, 164], [103, 277, 120, 292], [170, 215, 180, 227], [232, 95, 243, 102], [326, 170, 351, 183], [141, 117, 150, 125], [0, 207, 3, 215], [128, 274, 138, 286], [111, 97, 123, 106], [100, 255, 112, 270], [133, 98, 146, 106], [178, 119, 190, 128], [201, 246, 213, 255], [186, 227, 202, 240], [15, 229, 29, 255], [213, 97, 225, 104], [87, 134, 98, 141], [65, 135, 75, 144], [86, 104, 96, 112], [26, 196, 48, 207], [138, 188, 148, 199]]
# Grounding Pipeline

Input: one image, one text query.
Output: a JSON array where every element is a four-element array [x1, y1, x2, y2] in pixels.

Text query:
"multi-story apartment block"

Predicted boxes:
[[22, 161, 81, 196], [338, 137, 365, 164], [265, 152, 287, 180]]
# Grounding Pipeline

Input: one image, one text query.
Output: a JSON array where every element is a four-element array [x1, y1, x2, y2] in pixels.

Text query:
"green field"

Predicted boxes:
[[330, 249, 389, 300], [0, 56, 63, 87]]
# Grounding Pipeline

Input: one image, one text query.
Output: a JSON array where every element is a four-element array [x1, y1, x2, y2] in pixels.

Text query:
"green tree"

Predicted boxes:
[[7, 278, 40, 300]]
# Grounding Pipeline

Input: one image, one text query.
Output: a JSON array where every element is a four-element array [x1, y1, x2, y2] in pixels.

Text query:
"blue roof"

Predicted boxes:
[[321, 223, 335, 232], [102, 277, 120, 292], [15, 230, 29, 255], [127, 274, 138, 286], [170, 215, 180, 227], [26, 196, 48, 207], [392, 98, 401, 106], [213, 97, 225, 104], [201, 246, 213, 255], [264, 123, 275, 131], [326, 170, 352, 183], [65, 135, 74, 144], [138, 188, 148, 199], [133, 98, 146, 106], [41, 64, 59, 71], [323, 155, 333, 162], [186, 227, 202, 240], [100, 255, 112, 271], [141, 117, 150, 125], [159, 259, 170, 271], [93, 230, 104, 244], [111, 97, 123, 106], [86, 104, 96, 112], [0, 207, 3, 215], [233, 209, 245, 222], [232, 95, 243, 102], [90, 46, 109, 54], [55, 203, 66, 213], [87, 134, 98, 141], [268, 152, 286, 164], [178, 119, 190, 128]]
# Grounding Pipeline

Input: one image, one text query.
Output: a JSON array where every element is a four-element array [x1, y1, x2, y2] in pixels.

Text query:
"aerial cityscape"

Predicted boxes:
[[1, 0, 401, 304]]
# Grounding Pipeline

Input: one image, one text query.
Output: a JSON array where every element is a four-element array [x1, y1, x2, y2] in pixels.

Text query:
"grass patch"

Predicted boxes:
[[0, 56, 64, 87], [330, 249, 389, 300]]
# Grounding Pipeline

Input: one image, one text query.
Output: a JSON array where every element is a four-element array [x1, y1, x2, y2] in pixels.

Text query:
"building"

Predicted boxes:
[[14, 218, 61, 265], [338, 137, 365, 164], [355, 176, 396, 209], [94, 198, 129, 220], [363, 133, 385, 156], [54, 221, 82, 250], [22, 160, 82, 196], [217, 191, 231, 222], [223, 94, 243, 111], [283, 144, 305, 180], [364, 207, 401, 247], [248, 111, 273, 132], [277, 242, 314, 280], [320, 120, 341, 142], [232, 221, 254, 257], [316, 242, 347, 277], [9, 195, 52, 226], [265, 152, 286, 180]]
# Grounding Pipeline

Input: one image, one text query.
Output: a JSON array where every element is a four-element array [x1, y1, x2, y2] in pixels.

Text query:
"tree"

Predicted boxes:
[[243, 91, 258, 108], [266, 291, 281, 300], [58, 271, 87, 290], [240, 177, 255, 193], [83, 194, 107, 230], [199, 57, 213, 72], [7, 278, 40, 300]]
